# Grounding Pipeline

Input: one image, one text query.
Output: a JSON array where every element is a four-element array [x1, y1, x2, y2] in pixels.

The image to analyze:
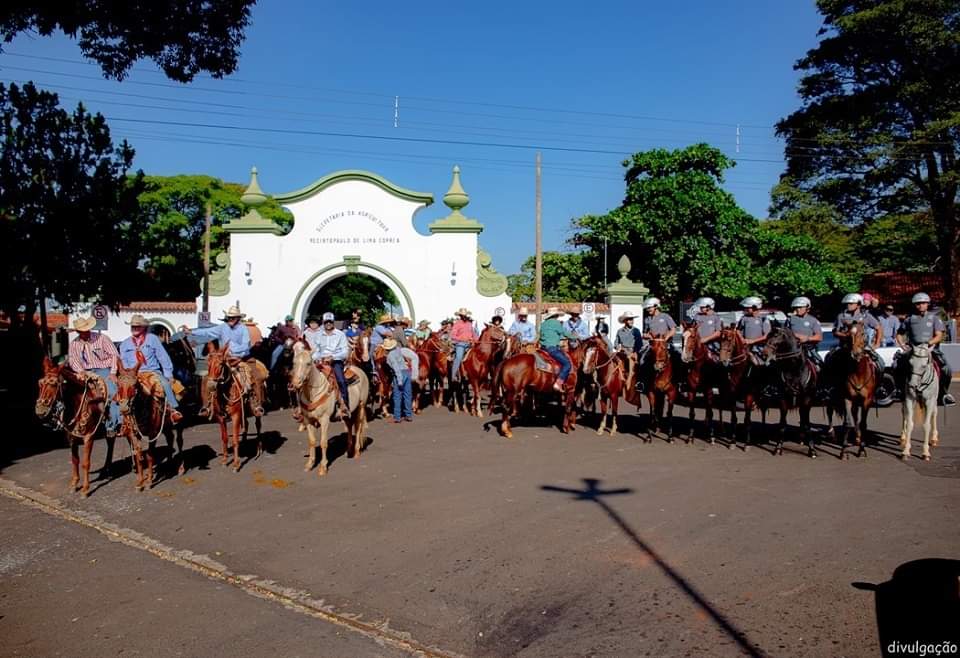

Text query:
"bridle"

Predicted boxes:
[[115, 370, 166, 444]]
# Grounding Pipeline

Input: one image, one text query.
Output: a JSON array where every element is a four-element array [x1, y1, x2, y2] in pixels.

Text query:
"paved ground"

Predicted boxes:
[[2, 402, 958, 657]]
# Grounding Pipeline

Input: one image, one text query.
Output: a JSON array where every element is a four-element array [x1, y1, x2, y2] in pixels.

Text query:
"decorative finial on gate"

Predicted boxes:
[[443, 165, 470, 215], [617, 255, 632, 282], [240, 166, 267, 207]]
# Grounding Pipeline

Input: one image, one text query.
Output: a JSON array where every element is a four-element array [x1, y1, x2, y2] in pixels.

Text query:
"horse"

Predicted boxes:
[[825, 320, 878, 460], [417, 332, 450, 409], [204, 344, 264, 471], [899, 344, 939, 461], [679, 321, 719, 444], [581, 336, 636, 436], [370, 343, 392, 418], [762, 326, 818, 458], [268, 337, 298, 410], [717, 327, 765, 451], [290, 342, 370, 477], [35, 357, 118, 497], [638, 338, 679, 442], [494, 340, 588, 439], [114, 363, 185, 490], [457, 323, 507, 417]]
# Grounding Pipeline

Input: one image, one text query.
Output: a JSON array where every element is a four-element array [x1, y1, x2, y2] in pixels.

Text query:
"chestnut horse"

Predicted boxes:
[[114, 364, 185, 489], [679, 321, 719, 444], [417, 332, 450, 408], [718, 327, 765, 451], [494, 341, 587, 439], [204, 344, 264, 471], [762, 326, 819, 458], [35, 357, 118, 497], [457, 323, 507, 416], [582, 337, 637, 436], [638, 338, 679, 442], [825, 320, 878, 460]]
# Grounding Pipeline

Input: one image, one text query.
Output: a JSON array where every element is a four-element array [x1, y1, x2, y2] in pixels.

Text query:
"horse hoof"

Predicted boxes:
[[809, 452, 817, 459], [923, 455, 931, 462], [596, 428, 604, 436], [137, 483, 145, 492], [304, 462, 314, 472], [317, 466, 327, 477], [900, 454, 909, 462], [178, 465, 186, 476], [81, 489, 89, 498]]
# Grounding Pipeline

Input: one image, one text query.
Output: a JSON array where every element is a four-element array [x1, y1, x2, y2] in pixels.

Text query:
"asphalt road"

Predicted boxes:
[[2, 401, 958, 657]]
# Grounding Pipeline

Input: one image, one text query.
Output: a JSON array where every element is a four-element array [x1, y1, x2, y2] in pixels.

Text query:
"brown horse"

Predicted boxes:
[[582, 337, 636, 435], [371, 343, 392, 418], [639, 338, 679, 442], [825, 320, 878, 460], [495, 341, 587, 439], [114, 364, 185, 489], [417, 332, 450, 408], [35, 357, 117, 497], [679, 321, 719, 444], [762, 326, 819, 458], [718, 327, 765, 451], [204, 344, 264, 471], [457, 323, 507, 416]]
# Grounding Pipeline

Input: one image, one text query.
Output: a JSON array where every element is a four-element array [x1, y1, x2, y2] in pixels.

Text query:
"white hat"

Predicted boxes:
[[517, 307, 530, 316], [912, 292, 931, 304], [740, 296, 763, 309], [222, 305, 246, 319], [791, 296, 811, 309], [643, 297, 661, 310], [618, 311, 638, 322], [322, 312, 335, 322], [382, 337, 398, 350], [543, 306, 565, 319], [842, 293, 863, 305], [126, 314, 149, 327]]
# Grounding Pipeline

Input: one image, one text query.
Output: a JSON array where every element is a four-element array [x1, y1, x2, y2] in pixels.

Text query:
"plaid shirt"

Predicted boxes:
[[68, 332, 119, 374]]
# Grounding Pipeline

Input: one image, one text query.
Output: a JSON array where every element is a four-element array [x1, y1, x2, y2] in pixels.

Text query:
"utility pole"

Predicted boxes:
[[535, 152, 543, 329], [202, 202, 211, 313]]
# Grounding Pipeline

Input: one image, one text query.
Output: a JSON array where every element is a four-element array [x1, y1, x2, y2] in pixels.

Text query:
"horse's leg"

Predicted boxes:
[[857, 403, 869, 458], [218, 416, 229, 466], [801, 402, 816, 459], [176, 427, 185, 475], [840, 399, 853, 461], [353, 404, 367, 457], [473, 377, 483, 418], [145, 443, 155, 488], [610, 393, 619, 435], [80, 437, 94, 497], [231, 408, 242, 472], [900, 396, 913, 460], [304, 421, 317, 471], [665, 392, 675, 442], [345, 414, 356, 460], [69, 441, 80, 491], [921, 401, 933, 461], [501, 389, 514, 439], [596, 394, 608, 435], [128, 434, 145, 491], [646, 392, 656, 442], [728, 403, 738, 450], [317, 415, 330, 477], [100, 434, 116, 480], [255, 415, 263, 459], [775, 406, 786, 456], [704, 392, 715, 445], [742, 402, 753, 452]]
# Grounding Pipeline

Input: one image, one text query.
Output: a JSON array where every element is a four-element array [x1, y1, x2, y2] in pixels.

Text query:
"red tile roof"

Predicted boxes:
[[116, 301, 197, 312], [510, 302, 610, 314], [860, 271, 946, 309]]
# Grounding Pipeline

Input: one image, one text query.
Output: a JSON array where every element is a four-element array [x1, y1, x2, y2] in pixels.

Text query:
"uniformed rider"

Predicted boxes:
[[785, 296, 823, 367], [636, 297, 676, 392], [828, 293, 885, 374], [692, 297, 722, 357], [895, 292, 955, 406], [736, 296, 770, 363]]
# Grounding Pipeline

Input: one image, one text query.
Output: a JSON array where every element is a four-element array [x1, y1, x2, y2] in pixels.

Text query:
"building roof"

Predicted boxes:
[[860, 271, 946, 309], [510, 302, 610, 314], [116, 301, 197, 313]]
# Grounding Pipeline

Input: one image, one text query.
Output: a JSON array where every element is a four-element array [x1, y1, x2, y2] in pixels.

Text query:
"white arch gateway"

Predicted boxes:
[[199, 166, 514, 328]]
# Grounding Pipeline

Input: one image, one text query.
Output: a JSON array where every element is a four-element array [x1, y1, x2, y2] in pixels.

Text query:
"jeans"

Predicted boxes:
[[149, 372, 180, 409], [331, 360, 349, 406], [392, 369, 413, 419], [270, 343, 285, 370], [90, 368, 120, 432], [452, 341, 470, 381], [546, 347, 571, 381]]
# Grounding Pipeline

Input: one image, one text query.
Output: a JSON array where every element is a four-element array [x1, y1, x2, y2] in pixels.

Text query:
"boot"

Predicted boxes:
[[553, 378, 565, 392]]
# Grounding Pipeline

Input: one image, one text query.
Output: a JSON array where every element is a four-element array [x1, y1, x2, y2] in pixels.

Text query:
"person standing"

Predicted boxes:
[[311, 312, 350, 419], [450, 308, 478, 383], [539, 307, 578, 392], [67, 316, 121, 437], [384, 337, 419, 422], [119, 315, 183, 424], [879, 304, 900, 348]]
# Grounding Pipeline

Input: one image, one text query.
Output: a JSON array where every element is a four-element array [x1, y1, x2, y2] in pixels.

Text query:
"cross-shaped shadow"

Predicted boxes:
[[541, 478, 766, 658]]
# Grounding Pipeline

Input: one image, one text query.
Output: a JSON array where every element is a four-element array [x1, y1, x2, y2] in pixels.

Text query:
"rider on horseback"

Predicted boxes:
[[450, 308, 478, 383], [615, 310, 643, 383], [636, 297, 677, 392], [736, 296, 770, 363], [563, 309, 591, 340], [312, 312, 351, 420], [785, 297, 823, 368], [895, 292, 955, 406], [508, 307, 536, 352], [67, 316, 121, 437], [826, 293, 885, 374], [119, 314, 183, 425], [692, 297, 722, 357], [269, 314, 301, 371], [540, 307, 578, 392]]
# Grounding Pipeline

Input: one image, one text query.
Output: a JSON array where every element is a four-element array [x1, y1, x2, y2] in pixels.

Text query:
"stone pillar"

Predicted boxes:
[[603, 255, 648, 330]]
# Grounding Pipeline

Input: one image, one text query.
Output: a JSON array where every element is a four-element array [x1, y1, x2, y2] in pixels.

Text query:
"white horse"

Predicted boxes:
[[899, 344, 939, 461], [290, 342, 370, 476]]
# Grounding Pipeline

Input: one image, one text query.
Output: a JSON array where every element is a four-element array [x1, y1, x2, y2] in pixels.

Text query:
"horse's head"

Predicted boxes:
[[481, 323, 506, 344], [761, 325, 797, 365], [718, 326, 742, 367], [205, 344, 232, 393], [114, 364, 141, 415], [290, 341, 314, 390], [680, 321, 700, 363], [35, 357, 63, 419], [843, 320, 867, 360], [650, 338, 671, 372]]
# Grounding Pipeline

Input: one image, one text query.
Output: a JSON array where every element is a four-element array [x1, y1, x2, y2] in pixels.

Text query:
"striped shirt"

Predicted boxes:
[[68, 332, 119, 374]]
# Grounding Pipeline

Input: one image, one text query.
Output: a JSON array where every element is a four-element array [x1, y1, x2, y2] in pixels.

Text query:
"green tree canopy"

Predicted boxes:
[[776, 0, 960, 311], [305, 275, 398, 327], [136, 174, 292, 300], [506, 251, 598, 302], [0, 1, 256, 82], [0, 82, 145, 313]]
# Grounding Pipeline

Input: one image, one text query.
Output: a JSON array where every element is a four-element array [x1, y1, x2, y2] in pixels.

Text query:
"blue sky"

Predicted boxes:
[[1, 0, 824, 275]]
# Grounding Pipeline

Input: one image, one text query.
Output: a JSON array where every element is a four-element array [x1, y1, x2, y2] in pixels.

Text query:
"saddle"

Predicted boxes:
[[533, 349, 561, 374], [317, 363, 361, 387], [137, 372, 167, 401]]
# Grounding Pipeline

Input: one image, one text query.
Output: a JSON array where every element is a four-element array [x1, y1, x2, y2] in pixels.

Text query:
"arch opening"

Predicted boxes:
[[292, 262, 416, 327]]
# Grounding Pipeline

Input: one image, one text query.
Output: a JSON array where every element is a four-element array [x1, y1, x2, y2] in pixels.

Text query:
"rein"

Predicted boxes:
[[118, 374, 167, 445]]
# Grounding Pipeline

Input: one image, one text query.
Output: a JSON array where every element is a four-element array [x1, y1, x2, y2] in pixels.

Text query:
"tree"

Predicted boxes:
[[0, 82, 146, 313], [507, 251, 599, 302], [306, 275, 398, 327], [859, 212, 938, 273], [136, 175, 292, 300], [572, 144, 758, 305], [776, 0, 960, 312], [0, 1, 256, 82]]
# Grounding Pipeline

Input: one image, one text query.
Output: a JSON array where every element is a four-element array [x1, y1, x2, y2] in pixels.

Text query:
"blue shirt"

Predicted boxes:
[[564, 318, 590, 340], [312, 329, 349, 361], [370, 323, 393, 349], [878, 314, 900, 344], [508, 320, 536, 343], [344, 322, 364, 338], [190, 322, 252, 358], [119, 333, 175, 379], [386, 346, 419, 377]]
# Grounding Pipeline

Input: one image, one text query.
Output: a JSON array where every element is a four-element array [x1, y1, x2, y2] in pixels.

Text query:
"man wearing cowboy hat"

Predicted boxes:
[[450, 308, 478, 383], [303, 315, 323, 352], [414, 319, 432, 341], [593, 314, 613, 350], [383, 337, 420, 422], [119, 315, 183, 424], [539, 307, 578, 392], [394, 316, 413, 346], [183, 305, 266, 416], [269, 314, 302, 371], [564, 308, 590, 341], [614, 311, 643, 355], [370, 313, 395, 352], [508, 307, 536, 345], [67, 316, 121, 437]]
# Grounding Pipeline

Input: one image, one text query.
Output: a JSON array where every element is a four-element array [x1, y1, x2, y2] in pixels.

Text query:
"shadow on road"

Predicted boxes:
[[853, 558, 960, 656], [541, 477, 767, 658]]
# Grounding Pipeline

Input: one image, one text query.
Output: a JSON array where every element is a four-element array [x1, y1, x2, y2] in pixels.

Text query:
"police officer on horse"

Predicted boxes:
[[785, 296, 823, 368], [896, 292, 955, 406]]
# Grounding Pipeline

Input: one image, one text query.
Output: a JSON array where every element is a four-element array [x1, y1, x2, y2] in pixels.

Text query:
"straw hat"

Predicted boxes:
[[618, 311, 638, 322], [378, 312, 395, 324], [221, 305, 245, 319], [516, 307, 530, 316], [382, 337, 398, 351], [399, 316, 412, 326], [543, 306, 565, 319], [72, 316, 96, 332], [418, 319, 430, 327], [455, 307, 472, 318], [127, 314, 149, 327]]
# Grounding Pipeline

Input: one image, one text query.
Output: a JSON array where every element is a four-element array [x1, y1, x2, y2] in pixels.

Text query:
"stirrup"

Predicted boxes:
[[942, 393, 956, 407]]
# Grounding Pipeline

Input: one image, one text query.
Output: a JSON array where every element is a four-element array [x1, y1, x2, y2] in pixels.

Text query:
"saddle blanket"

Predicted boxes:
[[533, 350, 560, 374]]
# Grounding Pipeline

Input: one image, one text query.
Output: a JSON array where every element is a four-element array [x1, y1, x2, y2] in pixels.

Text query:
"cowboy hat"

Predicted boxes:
[[378, 312, 395, 324], [455, 307, 472, 318], [126, 314, 149, 327], [221, 305, 246, 319], [382, 337, 399, 350], [306, 315, 321, 325], [398, 316, 412, 325], [417, 319, 430, 326], [72, 316, 96, 332], [516, 307, 530, 316], [543, 306, 565, 319], [617, 311, 638, 322]]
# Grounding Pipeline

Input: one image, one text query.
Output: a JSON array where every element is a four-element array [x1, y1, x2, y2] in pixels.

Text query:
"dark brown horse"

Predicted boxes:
[[114, 364, 185, 489], [762, 326, 819, 458], [718, 327, 765, 451], [679, 321, 719, 444], [416, 332, 450, 409], [494, 341, 587, 439], [204, 344, 263, 471], [639, 338, 679, 442], [35, 357, 117, 497], [457, 323, 507, 417], [825, 320, 878, 460]]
